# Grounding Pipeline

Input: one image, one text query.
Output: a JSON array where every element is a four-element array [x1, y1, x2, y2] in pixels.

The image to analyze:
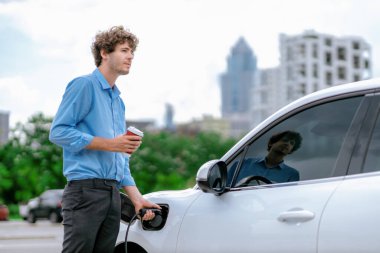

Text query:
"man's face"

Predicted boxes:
[[270, 135, 296, 155], [104, 41, 134, 75]]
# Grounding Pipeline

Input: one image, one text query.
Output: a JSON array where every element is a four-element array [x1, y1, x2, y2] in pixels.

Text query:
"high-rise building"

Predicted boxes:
[[220, 37, 258, 137], [279, 30, 372, 107], [164, 103, 175, 131], [250, 67, 281, 127], [0, 111, 10, 145]]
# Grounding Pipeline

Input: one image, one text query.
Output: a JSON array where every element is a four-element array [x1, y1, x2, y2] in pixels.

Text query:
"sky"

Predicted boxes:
[[1, 0, 380, 127]]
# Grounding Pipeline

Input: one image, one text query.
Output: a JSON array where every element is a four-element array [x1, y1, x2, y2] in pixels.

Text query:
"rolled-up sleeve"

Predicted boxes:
[[119, 157, 136, 187], [49, 77, 94, 153]]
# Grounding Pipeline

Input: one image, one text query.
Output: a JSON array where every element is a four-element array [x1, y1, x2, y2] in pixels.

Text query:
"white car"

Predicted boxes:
[[115, 78, 380, 253]]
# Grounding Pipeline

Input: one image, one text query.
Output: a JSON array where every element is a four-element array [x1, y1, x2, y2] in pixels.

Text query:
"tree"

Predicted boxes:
[[130, 131, 237, 193], [0, 112, 65, 204]]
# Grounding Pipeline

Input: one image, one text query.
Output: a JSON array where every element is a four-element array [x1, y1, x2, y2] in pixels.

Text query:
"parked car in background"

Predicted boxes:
[[19, 189, 64, 223], [0, 204, 9, 221], [115, 78, 380, 253]]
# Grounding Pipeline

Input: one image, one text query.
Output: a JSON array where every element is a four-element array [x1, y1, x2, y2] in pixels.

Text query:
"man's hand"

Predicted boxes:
[[123, 186, 161, 221], [135, 198, 162, 221], [86, 135, 142, 154], [117, 134, 142, 154]]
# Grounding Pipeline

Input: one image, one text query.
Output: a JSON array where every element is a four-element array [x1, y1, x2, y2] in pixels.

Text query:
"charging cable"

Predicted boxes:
[[124, 213, 138, 253], [124, 209, 160, 253]]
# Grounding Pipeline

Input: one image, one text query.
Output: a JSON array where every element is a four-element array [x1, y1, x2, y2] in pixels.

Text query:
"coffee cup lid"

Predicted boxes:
[[127, 126, 144, 137]]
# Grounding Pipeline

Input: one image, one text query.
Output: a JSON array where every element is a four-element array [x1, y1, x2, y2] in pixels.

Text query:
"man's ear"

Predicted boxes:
[[100, 49, 108, 61]]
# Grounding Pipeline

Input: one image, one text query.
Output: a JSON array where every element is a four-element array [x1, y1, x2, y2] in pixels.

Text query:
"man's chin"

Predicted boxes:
[[119, 70, 130, 75]]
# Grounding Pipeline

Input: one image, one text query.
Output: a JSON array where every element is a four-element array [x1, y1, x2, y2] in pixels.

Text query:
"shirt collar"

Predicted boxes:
[[259, 157, 286, 170], [93, 69, 121, 98]]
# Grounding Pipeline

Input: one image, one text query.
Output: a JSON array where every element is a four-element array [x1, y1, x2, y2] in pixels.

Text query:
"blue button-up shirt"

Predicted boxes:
[[49, 69, 135, 187], [233, 157, 299, 184]]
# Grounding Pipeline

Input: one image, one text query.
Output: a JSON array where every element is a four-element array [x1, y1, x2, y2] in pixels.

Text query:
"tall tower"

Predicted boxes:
[[220, 37, 258, 137], [0, 111, 10, 145], [279, 30, 372, 107], [164, 103, 175, 132]]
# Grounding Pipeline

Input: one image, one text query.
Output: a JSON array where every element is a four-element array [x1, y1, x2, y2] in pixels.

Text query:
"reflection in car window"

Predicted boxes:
[[229, 96, 363, 187], [363, 112, 380, 173]]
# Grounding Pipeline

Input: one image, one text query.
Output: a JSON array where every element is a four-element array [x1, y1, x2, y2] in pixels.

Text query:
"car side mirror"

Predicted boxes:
[[196, 160, 227, 195]]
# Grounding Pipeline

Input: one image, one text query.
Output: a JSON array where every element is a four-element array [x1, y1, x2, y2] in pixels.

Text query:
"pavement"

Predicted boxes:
[[0, 220, 62, 240]]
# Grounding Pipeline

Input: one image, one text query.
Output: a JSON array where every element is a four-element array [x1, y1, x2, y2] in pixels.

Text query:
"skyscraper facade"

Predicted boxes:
[[250, 67, 281, 127], [220, 37, 258, 137]]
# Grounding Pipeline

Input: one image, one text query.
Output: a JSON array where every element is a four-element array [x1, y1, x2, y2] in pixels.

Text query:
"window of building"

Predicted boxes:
[[338, 66, 346, 80], [326, 72, 333, 85], [325, 38, 332, 46], [337, 47, 346, 60], [313, 63, 318, 78], [364, 59, 370, 69], [299, 64, 306, 77], [325, 52, 332, 65], [299, 44, 305, 57], [353, 55, 360, 69], [352, 41, 360, 50], [353, 74, 360, 82]]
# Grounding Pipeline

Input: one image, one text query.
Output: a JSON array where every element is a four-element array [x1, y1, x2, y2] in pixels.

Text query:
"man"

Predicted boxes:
[[234, 131, 302, 185], [49, 26, 160, 253]]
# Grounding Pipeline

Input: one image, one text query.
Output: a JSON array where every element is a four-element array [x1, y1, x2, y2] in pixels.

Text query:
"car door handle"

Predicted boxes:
[[277, 209, 315, 223]]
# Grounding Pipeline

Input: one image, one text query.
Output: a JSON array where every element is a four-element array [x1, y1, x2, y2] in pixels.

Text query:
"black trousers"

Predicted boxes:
[[61, 179, 121, 253]]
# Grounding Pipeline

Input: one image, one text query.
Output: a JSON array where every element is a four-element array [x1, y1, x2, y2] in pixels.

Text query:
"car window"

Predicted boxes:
[[362, 111, 380, 173], [226, 150, 244, 186], [229, 96, 363, 187]]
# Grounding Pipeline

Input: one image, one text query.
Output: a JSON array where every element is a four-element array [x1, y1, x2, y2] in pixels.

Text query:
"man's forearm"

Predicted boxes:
[[123, 186, 143, 204], [86, 136, 116, 151]]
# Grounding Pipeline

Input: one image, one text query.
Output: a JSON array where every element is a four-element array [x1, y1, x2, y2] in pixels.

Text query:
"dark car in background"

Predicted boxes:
[[19, 189, 64, 223]]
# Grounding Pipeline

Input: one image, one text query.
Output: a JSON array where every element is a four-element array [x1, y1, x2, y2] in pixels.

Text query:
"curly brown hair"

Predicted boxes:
[[267, 130, 302, 154], [91, 26, 139, 67]]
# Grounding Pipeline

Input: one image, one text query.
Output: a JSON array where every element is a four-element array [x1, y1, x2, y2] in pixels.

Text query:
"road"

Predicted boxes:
[[0, 220, 63, 253]]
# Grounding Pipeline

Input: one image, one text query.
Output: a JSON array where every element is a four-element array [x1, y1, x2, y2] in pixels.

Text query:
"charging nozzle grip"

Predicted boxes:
[[138, 208, 162, 217]]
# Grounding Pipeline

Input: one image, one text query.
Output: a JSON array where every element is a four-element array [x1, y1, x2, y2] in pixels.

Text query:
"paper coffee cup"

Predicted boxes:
[[126, 126, 144, 137], [125, 126, 143, 156]]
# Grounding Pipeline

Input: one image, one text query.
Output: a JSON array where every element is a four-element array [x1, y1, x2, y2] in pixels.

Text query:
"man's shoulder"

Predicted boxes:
[[282, 163, 299, 175], [67, 73, 96, 89], [73, 72, 96, 83]]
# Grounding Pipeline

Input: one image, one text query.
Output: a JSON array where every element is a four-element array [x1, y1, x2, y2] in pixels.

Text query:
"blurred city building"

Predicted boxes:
[[0, 111, 10, 145], [176, 115, 230, 138], [220, 30, 372, 136], [164, 103, 176, 132], [278, 29, 372, 107], [219, 37, 258, 137], [250, 67, 281, 128], [126, 119, 156, 133]]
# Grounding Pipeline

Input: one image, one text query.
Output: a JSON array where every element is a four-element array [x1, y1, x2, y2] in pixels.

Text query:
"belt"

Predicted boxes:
[[68, 178, 118, 188]]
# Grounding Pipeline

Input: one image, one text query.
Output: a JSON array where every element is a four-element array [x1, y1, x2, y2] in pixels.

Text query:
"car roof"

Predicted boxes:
[[222, 78, 380, 160]]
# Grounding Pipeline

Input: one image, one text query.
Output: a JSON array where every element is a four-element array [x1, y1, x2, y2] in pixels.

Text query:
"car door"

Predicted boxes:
[[318, 94, 380, 253], [35, 191, 50, 217], [177, 94, 368, 253]]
